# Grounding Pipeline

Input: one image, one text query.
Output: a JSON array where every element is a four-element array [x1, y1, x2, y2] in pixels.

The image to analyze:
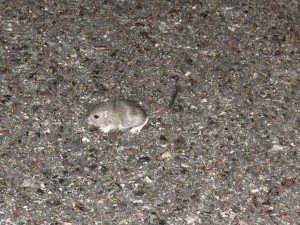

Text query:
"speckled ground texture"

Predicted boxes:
[[1, 0, 299, 224]]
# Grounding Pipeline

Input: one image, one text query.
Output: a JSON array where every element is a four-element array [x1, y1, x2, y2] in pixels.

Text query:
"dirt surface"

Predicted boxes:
[[1, 1, 299, 224]]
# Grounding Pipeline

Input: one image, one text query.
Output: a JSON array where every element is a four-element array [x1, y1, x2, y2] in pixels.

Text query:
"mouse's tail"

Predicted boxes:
[[155, 81, 180, 115]]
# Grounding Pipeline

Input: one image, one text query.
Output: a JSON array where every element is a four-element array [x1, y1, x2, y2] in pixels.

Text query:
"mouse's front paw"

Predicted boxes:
[[100, 127, 111, 133]]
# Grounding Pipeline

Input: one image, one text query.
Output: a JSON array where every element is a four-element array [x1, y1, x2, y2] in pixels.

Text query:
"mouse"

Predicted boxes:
[[86, 85, 179, 133]]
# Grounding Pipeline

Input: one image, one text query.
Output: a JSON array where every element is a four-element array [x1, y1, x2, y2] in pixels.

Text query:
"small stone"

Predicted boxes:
[[269, 144, 286, 152], [82, 137, 90, 143], [0, 129, 11, 136], [161, 151, 172, 159]]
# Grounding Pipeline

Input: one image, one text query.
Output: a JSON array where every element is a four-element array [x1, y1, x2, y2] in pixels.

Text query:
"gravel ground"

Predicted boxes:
[[1, 0, 299, 224]]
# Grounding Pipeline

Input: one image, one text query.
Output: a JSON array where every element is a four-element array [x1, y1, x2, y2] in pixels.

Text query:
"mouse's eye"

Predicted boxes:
[[94, 115, 99, 119]]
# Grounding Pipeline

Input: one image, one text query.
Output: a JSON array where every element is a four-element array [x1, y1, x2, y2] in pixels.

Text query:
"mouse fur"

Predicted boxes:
[[86, 100, 149, 133]]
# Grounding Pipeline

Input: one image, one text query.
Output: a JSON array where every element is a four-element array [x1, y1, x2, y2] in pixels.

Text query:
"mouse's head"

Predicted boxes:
[[86, 108, 109, 127]]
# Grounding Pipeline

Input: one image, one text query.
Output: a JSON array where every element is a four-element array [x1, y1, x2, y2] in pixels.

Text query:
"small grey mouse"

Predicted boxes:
[[86, 86, 179, 133]]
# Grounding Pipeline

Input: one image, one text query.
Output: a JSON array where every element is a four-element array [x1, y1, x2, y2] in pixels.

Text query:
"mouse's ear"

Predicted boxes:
[[103, 111, 108, 118]]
